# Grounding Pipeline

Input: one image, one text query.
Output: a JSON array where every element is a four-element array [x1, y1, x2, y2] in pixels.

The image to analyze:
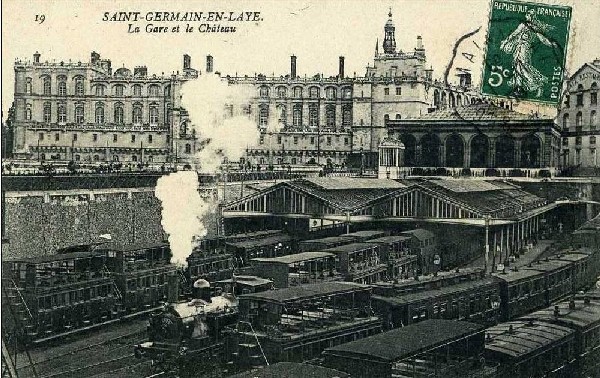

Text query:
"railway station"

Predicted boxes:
[[222, 176, 580, 271]]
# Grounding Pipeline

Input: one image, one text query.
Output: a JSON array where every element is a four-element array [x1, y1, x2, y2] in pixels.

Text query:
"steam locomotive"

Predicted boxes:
[[133, 275, 273, 377]]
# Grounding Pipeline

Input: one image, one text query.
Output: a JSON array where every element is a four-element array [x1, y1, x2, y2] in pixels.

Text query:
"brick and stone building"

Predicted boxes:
[[9, 51, 200, 164], [557, 60, 600, 169]]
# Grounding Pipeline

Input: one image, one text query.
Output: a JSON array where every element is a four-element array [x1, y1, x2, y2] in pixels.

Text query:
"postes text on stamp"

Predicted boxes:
[[482, 0, 571, 105]]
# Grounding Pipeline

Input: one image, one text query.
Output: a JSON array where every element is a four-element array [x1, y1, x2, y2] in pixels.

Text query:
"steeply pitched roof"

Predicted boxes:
[[225, 177, 546, 219], [301, 177, 405, 190], [417, 179, 547, 216], [287, 178, 407, 211]]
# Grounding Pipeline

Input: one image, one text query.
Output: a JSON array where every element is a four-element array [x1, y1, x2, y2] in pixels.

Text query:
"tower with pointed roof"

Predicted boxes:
[[382, 9, 396, 54]]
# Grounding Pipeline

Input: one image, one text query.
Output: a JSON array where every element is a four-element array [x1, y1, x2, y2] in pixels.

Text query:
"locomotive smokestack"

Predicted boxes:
[[167, 272, 180, 303], [291, 55, 297, 78], [339, 56, 345, 78]]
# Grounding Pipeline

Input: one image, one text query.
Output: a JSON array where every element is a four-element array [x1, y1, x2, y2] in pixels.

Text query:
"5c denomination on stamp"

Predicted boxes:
[[482, 0, 571, 105]]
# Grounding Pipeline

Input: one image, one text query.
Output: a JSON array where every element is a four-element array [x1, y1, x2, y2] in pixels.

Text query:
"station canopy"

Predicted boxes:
[[223, 177, 550, 224]]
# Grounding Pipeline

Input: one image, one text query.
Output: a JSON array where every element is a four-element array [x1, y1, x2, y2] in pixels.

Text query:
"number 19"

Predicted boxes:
[[35, 14, 45, 24]]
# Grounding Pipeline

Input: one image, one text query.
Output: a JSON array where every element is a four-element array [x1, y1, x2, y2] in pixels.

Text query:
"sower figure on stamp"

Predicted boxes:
[[500, 9, 558, 98]]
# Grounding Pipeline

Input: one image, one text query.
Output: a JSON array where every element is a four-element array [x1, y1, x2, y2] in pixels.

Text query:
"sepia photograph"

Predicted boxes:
[[1, 0, 599, 377]]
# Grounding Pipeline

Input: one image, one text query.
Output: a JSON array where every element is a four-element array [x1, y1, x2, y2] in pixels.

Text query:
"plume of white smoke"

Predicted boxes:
[[155, 71, 260, 266], [181, 73, 260, 172], [155, 170, 213, 266]]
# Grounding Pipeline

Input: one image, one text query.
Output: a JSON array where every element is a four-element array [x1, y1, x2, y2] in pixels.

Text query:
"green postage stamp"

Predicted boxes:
[[482, 0, 571, 105]]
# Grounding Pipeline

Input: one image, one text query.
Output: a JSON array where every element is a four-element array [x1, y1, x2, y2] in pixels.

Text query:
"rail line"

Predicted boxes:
[[16, 329, 147, 378]]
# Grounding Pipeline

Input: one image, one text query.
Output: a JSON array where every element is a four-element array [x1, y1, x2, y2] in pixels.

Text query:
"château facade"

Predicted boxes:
[[9, 51, 200, 164], [7, 11, 485, 169]]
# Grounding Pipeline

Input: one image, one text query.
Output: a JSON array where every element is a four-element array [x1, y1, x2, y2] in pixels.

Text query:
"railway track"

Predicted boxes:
[[16, 326, 148, 378]]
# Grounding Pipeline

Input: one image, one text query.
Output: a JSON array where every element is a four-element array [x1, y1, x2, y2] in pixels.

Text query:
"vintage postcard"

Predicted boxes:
[[1, 1, 599, 377]]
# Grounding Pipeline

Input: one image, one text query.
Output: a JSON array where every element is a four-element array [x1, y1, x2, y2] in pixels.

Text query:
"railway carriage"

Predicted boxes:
[[101, 242, 177, 313], [493, 268, 547, 321], [485, 320, 577, 378], [2, 252, 118, 342], [372, 276, 501, 329], [520, 297, 600, 378], [523, 259, 574, 305]]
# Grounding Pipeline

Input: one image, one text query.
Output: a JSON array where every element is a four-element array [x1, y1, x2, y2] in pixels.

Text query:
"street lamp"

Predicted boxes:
[[360, 147, 364, 176], [484, 214, 491, 274]]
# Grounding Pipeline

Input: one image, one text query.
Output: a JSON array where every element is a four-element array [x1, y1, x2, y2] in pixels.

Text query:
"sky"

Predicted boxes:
[[2, 0, 599, 118]]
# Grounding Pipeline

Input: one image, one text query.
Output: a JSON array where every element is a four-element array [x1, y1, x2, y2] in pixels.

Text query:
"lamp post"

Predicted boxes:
[[360, 147, 365, 176], [484, 214, 491, 274]]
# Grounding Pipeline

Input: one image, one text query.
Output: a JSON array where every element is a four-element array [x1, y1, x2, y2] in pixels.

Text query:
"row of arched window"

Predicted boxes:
[[432, 89, 471, 108], [25, 76, 171, 98], [47, 155, 156, 163], [562, 110, 597, 129], [26, 76, 83, 96], [257, 103, 352, 128], [259, 85, 352, 100], [28, 101, 169, 125], [92, 83, 169, 97], [384, 114, 402, 123]]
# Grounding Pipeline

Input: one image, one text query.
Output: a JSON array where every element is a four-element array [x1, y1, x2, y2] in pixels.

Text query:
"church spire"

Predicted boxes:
[[383, 9, 397, 54]]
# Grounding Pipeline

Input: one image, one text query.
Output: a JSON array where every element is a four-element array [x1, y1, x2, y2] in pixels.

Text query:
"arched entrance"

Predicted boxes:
[[521, 134, 541, 168], [495, 135, 515, 168], [400, 134, 417, 166], [420, 134, 440, 167], [433, 90, 440, 108], [470, 134, 489, 168], [445, 134, 464, 167]]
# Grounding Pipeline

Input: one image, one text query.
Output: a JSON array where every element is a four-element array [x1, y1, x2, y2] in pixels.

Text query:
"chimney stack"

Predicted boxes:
[[206, 55, 214, 73], [90, 51, 100, 65], [458, 72, 472, 88], [33, 51, 40, 64], [183, 54, 191, 70], [134, 66, 148, 77], [291, 55, 297, 78], [339, 56, 345, 78], [416, 36, 423, 50]]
